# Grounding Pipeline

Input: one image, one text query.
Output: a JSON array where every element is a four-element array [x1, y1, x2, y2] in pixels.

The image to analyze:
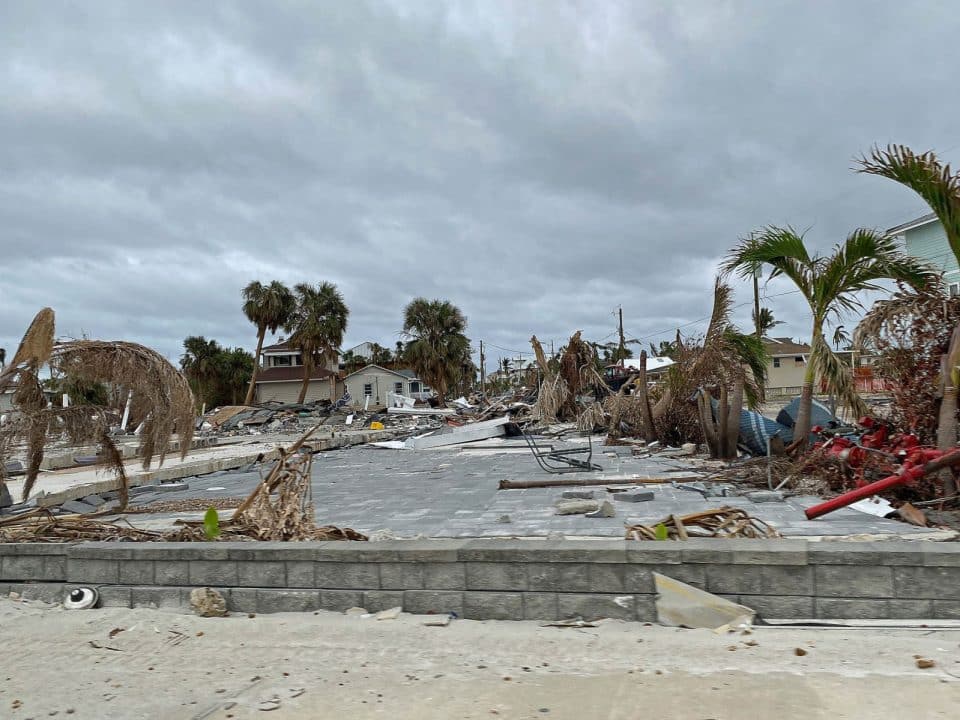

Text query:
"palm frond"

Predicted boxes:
[[721, 227, 815, 301]]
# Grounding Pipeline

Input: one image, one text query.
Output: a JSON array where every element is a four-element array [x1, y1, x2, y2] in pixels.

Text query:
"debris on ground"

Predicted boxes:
[[653, 572, 755, 630], [625, 507, 781, 540], [190, 587, 227, 618]]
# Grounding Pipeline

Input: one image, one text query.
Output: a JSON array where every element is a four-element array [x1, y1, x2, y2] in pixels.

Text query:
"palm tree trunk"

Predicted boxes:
[[725, 376, 744, 459], [793, 321, 822, 449], [717, 385, 730, 457], [937, 323, 960, 497], [697, 389, 720, 458], [297, 354, 313, 404], [636, 352, 657, 443], [244, 326, 267, 405]]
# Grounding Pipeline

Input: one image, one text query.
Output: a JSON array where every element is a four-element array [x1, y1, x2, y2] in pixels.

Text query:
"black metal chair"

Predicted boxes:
[[521, 426, 603, 473]]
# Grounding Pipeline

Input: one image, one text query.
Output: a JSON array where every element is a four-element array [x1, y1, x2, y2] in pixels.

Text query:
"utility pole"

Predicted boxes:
[[753, 266, 762, 339], [479, 340, 486, 399], [617, 306, 626, 363]]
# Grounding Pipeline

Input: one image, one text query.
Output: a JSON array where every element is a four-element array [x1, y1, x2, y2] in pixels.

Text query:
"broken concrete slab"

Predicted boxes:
[[387, 406, 456, 416], [561, 490, 595, 499], [405, 416, 510, 450], [555, 499, 600, 515], [81, 494, 107, 507], [61, 499, 99, 514], [653, 572, 755, 629], [613, 491, 655, 503], [585, 501, 615, 518]]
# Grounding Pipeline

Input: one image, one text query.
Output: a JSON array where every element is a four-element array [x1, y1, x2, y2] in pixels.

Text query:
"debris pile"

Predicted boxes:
[[625, 507, 781, 540]]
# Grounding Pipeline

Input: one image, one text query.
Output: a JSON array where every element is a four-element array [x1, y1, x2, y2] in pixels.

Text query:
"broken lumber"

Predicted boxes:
[[499, 474, 702, 489]]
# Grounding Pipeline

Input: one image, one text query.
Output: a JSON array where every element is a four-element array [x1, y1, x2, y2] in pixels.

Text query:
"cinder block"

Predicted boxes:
[[12, 582, 65, 604], [98, 586, 132, 608], [131, 586, 185, 609], [680, 541, 734, 564], [730, 540, 808, 565], [403, 590, 464, 616], [625, 564, 706, 594], [237, 561, 286, 587], [526, 563, 589, 592], [118, 561, 154, 585], [389, 539, 468, 562], [522, 593, 558, 621], [42, 556, 67, 581], [888, 599, 934, 618], [226, 543, 291, 561], [922, 545, 960, 567], [466, 562, 527, 591], [932, 601, 960, 619], [314, 562, 379, 589], [1, 543, 69, 556], [68, 559, 120, 584], [815, 598, 889, 619], [124, 543, 231, 561], [259, 589, 323, 613], [154, 561, 190, 586], [2, 556, 45, 581], [707, 565, 813, 596], [229, 587, 259, 613], [319, 589, 364, 612], [894, 567, 960, 599], [588, 564, 626, 592], [363, 590, 405, 612], [379, 563, 423, 590], [286, 562, 315, 588], [625, 544, 683, 565], [745, 595, 814, 619], [188, 560, 238, 586], [463, 592, 523, 620], [557, 593, 635, 621], [808, 543, 918, 566], [814, 565, 893, 598], [460, 539, 626, 563], [423, 562, 466, 590], [635, 596, 657, 622]]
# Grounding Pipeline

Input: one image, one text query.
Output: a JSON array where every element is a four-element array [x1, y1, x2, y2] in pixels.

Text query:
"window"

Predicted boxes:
[[294, 354, 303, 366], [773, 357, 781, 368], [394, 382, 404, 394], [409, 381, 421, 393], [273, 355, 292, 367], [950, 283, 960, 298], [795, 356, 805, 367], [363, 383, 373, 397]]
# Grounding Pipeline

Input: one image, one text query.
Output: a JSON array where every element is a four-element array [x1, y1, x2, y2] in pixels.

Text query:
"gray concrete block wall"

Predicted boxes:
[[2, 539, 960, 620]]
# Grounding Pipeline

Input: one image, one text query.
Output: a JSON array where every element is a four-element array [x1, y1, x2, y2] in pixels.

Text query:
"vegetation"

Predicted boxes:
[[43, 374, 110, 407], [402, 298, 472, 405], [180, 336, 254, 408], [722, 226, 935, 448], [752, 307, 782, 337], [241, 280, 296, 405], [286, 282, 349, 404]]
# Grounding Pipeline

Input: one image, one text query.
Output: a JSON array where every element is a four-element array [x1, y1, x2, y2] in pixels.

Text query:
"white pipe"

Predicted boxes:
[[120, 390, 133, 431], [62, 393, 70, 408]]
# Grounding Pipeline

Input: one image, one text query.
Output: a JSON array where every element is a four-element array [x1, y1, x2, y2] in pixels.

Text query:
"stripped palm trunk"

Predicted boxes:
[[697, 389, 720, 458], [297, 354, 314, 404], [725, 376, 744, 458], [636, 351, 657, 443], [244, 325, 267, 405], [937, 324, 960, 496]]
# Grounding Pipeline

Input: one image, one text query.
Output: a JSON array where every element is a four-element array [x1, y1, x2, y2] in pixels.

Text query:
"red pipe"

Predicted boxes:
[[805, 448, 960, 520]]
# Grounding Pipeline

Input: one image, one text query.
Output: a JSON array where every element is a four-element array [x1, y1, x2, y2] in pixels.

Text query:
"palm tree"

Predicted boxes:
[[180, 336, 223, 409], [241, 280, 295, 405], [222, 347, 255, 405], [722, 227, 935, 447], [0, 348, 6, 368], [402, 298, 471, 406], [286, 282, 349, 404], [858, 144, 960, 494], [752, 307, 783, 338], [395, 341, 405, 368]]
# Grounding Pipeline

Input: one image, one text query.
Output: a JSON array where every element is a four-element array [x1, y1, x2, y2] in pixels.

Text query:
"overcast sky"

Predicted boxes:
[[2, 1, 957, 370]]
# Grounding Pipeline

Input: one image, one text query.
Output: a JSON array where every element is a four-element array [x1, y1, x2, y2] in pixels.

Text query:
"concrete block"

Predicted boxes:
[[588, 564, 626, 592], [42, 556, 67, 581], [98, 586, 132, 608], [12, 582, 66, 604], [614, 492, 654, 503], [68, 543, 135, 560], [680, 541, 733, 564], [315, 562, 380, 589], [131, 586, 185, 609], [403, 590, 464, 616], [729, 540, 808, 565], [259, 589, 324, 613], [61, 500, 98, 514], [118, 561, 155, 585], [460, 539, 626, 563], [561, 490, 595, 499], [624, 545, 683, 565], [932, 601, 960, 619], [237, 561, 286, 587], [625, 564, 707, 593], [68, 559, 120, 584], [122, 543, 230, 561], [888, 599, 934, 618], [81, 494, 107, 507], [635, 596, 657, 622], [808, 542, 918, 566], [708, 565, 813, 596], [522, 592, 558, 621], [379, 563, 423, 590], [388, 539, 467, 562], [362, 590, 405, 612], [557, 593, 635, 621], [745, 595, 814, 619], [894, 567, 960, 599], [0, 543, 68, 556], [188, 560, 238, 586], [423, 563, 466, 590], [2, 556, 45, 581], [319, 589, 365, 612], [815, 598, 890, 619], [815, 566, 893, 598], [285, 562, 316, 588], [463, 592, 523, 620], [526, 563, 590, 592], [466, 562, 527, 591], [154, 561, 190, 586], [229, 588, 259, 613], [922, 545, 960, 567]]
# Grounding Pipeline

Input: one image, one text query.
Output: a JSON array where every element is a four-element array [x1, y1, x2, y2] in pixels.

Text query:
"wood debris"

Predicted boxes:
[[625, 506, 781, 541]]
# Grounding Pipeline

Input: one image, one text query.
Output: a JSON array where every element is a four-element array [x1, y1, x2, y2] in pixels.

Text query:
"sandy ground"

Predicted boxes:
[[1, 597, 959, 720]]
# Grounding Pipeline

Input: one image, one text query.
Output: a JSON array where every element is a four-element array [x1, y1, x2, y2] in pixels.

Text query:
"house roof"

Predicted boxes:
[[261, 340, 297, 354], [763, 337, 811, 356], [344, 363, 418, 381], [618, 356, 675, 373], [885, 212, 937, 237], [255, 366, 335, 384]]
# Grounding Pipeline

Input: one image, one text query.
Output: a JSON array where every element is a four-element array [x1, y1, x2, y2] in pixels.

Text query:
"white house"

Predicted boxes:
[[343, 365, 429, 408], [254, 341, 343, 404]]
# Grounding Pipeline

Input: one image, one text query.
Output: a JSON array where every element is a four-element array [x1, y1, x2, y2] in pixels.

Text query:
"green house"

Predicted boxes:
[[886, 213, 959, 293]]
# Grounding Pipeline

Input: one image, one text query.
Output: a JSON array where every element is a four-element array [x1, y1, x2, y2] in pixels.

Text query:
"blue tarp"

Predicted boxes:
[[775, 397, 838, 430], [708, 394, 840, 456]]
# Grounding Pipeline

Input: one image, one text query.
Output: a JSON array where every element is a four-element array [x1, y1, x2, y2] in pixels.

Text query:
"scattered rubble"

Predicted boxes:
[[626, 507, 781, 540]]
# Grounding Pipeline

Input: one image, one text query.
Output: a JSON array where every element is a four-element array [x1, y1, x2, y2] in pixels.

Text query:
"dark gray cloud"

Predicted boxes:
[[1, 1, 956, 369]]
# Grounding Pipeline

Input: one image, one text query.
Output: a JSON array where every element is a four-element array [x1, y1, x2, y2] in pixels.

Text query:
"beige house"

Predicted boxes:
[[254, 341, 344, 404], [343, 365, 428, 408], [764, 337, 812, 397]]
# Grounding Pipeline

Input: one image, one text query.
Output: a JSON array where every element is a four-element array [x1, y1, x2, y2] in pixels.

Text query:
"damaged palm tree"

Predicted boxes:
[[531, 331, 609, 428], [0, 308, 195, 506]]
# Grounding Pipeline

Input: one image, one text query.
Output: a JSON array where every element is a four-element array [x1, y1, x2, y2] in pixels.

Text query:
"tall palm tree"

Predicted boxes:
[[180, 336, 223, 409], [722, 227, 935, 447], [752, 307, 783, 338], [286, 282, 349, 404], [241, 280, 296, 405], [859, 144, 960, 494], [402, 298, 471, 406]]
